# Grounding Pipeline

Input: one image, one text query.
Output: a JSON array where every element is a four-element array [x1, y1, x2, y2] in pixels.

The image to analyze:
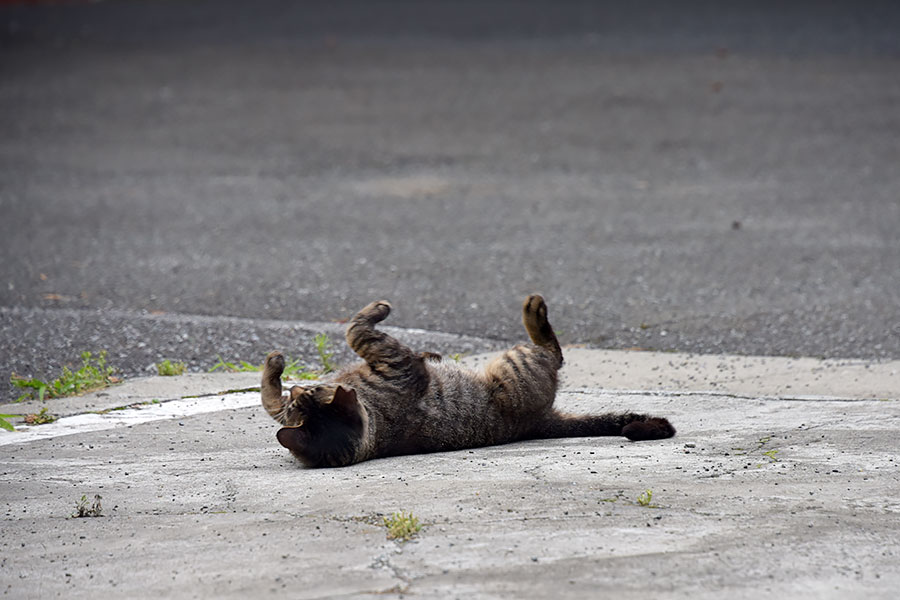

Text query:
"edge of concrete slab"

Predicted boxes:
[[2, 346, 896, 431]]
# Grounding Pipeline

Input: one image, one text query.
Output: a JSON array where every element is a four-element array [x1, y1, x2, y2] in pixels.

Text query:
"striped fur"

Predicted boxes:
[[261, 295, 675, 468]]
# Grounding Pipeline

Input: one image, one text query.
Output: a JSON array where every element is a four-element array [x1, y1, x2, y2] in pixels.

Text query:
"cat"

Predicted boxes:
[[261, 295, 675, 468]]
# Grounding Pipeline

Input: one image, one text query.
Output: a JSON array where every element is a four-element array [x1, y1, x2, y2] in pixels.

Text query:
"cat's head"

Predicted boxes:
[[275, 384, 366, 468]]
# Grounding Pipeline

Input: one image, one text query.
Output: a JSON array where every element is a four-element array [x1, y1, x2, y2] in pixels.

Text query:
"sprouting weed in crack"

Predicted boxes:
[[72, 494, 103, 518], [636, 489, 656, 507], [383, 511, 422, 541], [24, 407, 56, 425]]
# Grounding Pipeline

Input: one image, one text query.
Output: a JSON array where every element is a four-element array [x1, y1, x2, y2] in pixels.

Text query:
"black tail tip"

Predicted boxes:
[[622, 418, 676, 441]]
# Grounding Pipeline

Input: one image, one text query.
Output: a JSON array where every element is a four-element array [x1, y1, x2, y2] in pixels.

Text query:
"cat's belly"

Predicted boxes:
[[373, 388, 530, 457]]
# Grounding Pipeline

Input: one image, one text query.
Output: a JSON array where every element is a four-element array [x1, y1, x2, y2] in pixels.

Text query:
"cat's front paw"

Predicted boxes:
[[359, 300, 392, 323], [264, 351, 285, 377]]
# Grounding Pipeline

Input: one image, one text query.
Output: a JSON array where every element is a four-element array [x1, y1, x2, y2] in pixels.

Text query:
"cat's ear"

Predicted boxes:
[[329, 386, 358, 411], [289, 385, 304, 401], [329, 386, 363, 432], [276, 426, 308, 452]]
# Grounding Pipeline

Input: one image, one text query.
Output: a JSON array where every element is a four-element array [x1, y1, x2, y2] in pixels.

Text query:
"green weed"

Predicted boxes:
[[156, 359, 186, 376], [209, 354, 317, 381], [72, 494, 102, 518], [0, 413, 22, 432], [732, 435, 780, 461], [383, 511, 422, 541], [209, 355, 263, 374], [10, 351, 117, 402], [282, 356, 318, 380], [314, 333, 335, 373], [212, 387, 262, 395], [24, 407, 56, 425], [636, 489, 654, 507], [210, 334, 336, 380]]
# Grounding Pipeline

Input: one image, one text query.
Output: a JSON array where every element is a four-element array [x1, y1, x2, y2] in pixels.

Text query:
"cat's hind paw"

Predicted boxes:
[[524, 294, 549, 325], [522, 295, 561, 364]]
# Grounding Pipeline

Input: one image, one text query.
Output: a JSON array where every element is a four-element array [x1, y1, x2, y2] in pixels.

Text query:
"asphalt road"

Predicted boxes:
[[2, 0, 899, 400]]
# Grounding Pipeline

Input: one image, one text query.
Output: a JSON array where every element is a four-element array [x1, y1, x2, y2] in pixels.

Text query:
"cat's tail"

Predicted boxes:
[[532, 411, 675, 441]]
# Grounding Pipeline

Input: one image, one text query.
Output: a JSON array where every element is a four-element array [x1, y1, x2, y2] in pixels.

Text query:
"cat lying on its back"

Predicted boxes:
[[261, 295, 675, 467]]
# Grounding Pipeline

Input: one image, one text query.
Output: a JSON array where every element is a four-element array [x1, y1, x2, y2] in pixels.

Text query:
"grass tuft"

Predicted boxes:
[[157, 359, 186, 376], [383, 511, 422, 541], [0, 413, 22, 432], [636, 489, 654, 507], [24, 407, 56, 425], [209, 333, 337, 381], [209, 355, 263, 374], [209, 354, 318, 381], [10, 351, 117, 402], [314, 333, 335, 373], [72, 494, 103, 518]]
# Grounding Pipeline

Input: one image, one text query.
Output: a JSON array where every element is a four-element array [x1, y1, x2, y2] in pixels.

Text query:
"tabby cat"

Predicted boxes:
[[261, 295, 675, 467]]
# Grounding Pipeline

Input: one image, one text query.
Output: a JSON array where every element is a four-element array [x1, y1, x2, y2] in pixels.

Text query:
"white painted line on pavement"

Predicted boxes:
[[0, 392, 259, 447]]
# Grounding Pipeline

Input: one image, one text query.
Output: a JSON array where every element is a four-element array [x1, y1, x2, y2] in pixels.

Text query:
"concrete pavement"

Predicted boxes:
[[1, 345, 897, 598]]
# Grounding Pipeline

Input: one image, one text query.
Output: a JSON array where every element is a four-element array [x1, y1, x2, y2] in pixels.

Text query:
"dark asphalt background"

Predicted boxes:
[[2, 1, 899, 401]]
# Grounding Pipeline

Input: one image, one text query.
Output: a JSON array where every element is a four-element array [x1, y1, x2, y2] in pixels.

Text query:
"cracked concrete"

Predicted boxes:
[[1, 348, 898, 598]]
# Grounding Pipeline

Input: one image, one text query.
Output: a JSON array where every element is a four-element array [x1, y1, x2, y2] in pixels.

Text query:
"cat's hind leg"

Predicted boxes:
[[482, 295, 563, 415], [483, 344, 559, 415], [522, 294, 563, 367]]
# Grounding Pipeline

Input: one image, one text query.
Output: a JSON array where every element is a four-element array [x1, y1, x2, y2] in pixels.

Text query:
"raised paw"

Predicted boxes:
[[264, 351, 285, 377], [522, 294, 562, 365], [524, 294, 549, 326], [261, 351, 287, 422], [522, 294, 552, 342], [357, 300, 392, 324]]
